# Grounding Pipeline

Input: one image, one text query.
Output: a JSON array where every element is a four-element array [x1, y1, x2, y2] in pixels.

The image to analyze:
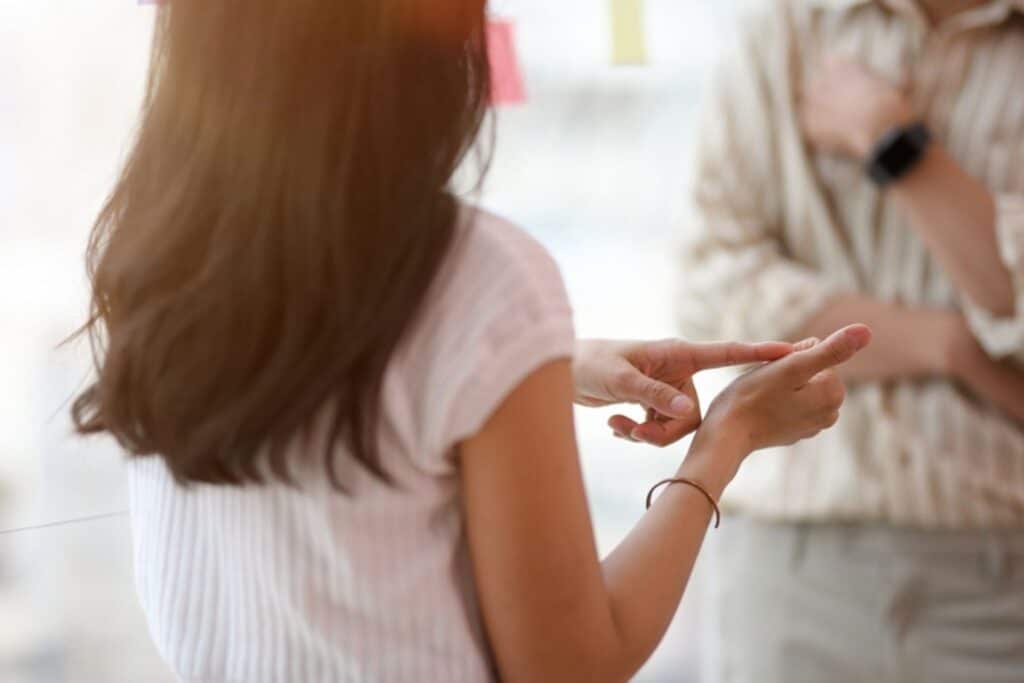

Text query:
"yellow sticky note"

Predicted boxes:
[[611, 0, 647, 65]]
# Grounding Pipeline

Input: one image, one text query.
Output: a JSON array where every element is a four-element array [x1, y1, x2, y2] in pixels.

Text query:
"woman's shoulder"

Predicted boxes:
[[414, 203, 572, 336], [431, 204, 569, 312], [455, 204, 562, 281], [391, 205, 574, 459], [386, 203, 574, 461]]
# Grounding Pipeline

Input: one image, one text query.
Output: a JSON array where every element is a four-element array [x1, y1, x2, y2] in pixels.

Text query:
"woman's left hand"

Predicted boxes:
[[573, 338, 793, 446]]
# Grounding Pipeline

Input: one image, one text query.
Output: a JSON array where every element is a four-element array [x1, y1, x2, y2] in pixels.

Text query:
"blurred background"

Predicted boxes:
[[0, 1, 740, 680]]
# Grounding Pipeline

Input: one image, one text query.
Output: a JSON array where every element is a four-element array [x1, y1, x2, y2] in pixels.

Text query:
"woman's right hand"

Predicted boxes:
[[700, 324, 873, 458]]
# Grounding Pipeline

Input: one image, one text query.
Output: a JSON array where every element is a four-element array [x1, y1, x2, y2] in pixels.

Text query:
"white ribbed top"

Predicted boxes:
[[128, 208, 576, 682]]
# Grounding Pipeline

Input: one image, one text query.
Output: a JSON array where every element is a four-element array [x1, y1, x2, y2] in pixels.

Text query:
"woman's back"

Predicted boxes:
[[128, 209, 575, 683]]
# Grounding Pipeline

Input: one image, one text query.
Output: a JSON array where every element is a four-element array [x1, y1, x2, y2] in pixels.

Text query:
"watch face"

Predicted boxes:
[[870, 123, 931, 185], [878, 132, 921, 177]]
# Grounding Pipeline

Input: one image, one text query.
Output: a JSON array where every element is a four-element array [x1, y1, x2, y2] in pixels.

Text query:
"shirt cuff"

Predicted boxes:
[[961, 194, 1024, 362]]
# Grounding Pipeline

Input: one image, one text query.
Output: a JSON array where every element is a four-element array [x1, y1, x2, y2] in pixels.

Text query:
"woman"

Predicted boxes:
[[72, 1, 869, 680]]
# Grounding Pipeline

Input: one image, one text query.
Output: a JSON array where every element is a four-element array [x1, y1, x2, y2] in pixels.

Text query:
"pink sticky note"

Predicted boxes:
[[487, 19, 526, 106]]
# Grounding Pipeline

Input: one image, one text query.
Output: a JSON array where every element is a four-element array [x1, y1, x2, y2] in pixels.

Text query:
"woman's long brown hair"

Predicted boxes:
[[72, 0, 492, 487]]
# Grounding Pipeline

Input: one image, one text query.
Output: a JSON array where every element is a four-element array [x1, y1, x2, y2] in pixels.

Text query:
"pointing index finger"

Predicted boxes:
[[688, 340, 794, 372]]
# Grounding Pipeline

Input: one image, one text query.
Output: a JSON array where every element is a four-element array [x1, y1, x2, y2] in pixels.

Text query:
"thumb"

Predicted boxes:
[[617, 371, 694, 418], [780, 324, 872, 384]]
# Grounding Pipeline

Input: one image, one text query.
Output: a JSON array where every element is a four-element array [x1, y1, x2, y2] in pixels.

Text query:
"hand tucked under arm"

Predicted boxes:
[[947, 325, 1024, 425]]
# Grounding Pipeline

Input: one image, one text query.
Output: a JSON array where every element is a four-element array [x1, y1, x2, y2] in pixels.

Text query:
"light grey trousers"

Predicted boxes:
[[700, 517, 1024, 683]]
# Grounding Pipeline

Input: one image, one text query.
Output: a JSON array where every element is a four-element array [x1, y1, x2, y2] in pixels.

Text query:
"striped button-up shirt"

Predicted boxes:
[[679, 0, 1024, 528]]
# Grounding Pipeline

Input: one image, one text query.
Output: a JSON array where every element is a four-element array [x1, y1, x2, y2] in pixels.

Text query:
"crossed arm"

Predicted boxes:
[[682, 22, 1024, 424], [800, 58, 1017, 319], [796, 60, 1024, 422], [798, 294, 1024, 423]]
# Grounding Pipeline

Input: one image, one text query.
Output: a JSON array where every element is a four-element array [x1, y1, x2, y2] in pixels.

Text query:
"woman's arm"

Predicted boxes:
[[460, 326, 870, 682]]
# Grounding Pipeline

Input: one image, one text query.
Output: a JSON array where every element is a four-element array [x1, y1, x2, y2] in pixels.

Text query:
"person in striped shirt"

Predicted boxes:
[[679, 1, 1024, 680]]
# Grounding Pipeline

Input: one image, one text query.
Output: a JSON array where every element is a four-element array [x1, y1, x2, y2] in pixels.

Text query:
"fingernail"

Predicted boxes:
[[669, 395, 692, 415], [631, 429, 648, 443], [845, 325, 872, 349]]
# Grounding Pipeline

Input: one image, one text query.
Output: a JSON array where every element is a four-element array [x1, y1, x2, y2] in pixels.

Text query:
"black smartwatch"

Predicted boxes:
[[865, 122, 932, 187]]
